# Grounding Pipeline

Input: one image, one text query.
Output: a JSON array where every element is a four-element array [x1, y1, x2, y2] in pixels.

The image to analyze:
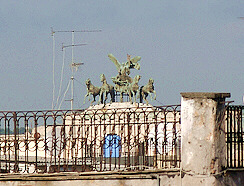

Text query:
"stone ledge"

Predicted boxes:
[[180, 92, 231, 99], [0, 169, 180, 181]]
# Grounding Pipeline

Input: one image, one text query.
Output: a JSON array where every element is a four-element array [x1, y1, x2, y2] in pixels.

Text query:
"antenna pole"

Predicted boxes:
[[51, 28, 55, 110], [72, 31, 74, 65], [71, 75, 74, 110], [71, 31, 75, 110]]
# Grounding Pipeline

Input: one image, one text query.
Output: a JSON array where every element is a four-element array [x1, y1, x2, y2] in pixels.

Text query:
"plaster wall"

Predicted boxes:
[[181, 96, 226, 175]]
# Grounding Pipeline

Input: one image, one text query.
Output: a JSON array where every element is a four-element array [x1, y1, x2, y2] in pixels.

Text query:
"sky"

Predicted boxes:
[[0, 1, 243, 111]]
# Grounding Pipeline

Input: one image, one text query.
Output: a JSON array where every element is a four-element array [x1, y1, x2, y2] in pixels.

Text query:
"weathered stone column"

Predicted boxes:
[[180, 92, 230, 185]]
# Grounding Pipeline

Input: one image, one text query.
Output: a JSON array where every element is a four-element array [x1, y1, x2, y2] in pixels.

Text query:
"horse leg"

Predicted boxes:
[[91, 95, 97, 105], [135, 89, 140, 103], [90, 97, 94, 105], [133, 91, 137, 103], [109, 91, 113, 103], [142, 92, 149, 104], [83, 93, 91, 104], [100, 94, 103, 104], [88, 93, 91, 101], [83, 93, 88, 104], [99, 91, 103, 104], [120, 92, 123, 102], [103, 91, 107, 104], [153, 90, 156, 100], [110, 88, 115, 103], [129, 90, 133, 104], [149, 92, 153, 101]]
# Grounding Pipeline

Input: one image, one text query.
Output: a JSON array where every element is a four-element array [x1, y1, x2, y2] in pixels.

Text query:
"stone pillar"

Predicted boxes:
[[180, 92, 230, 185]]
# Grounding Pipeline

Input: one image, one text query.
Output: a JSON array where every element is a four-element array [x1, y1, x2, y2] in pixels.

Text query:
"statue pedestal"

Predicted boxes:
[[87, 102, 153, 110]]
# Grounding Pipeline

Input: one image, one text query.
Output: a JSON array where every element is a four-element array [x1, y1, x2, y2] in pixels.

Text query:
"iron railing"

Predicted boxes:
[[0, 104, 181, 173], [226, 105, 244, 168]]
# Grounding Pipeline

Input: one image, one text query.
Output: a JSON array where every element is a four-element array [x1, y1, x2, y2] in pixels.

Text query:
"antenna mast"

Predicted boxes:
[[52, 28, 101, 110]]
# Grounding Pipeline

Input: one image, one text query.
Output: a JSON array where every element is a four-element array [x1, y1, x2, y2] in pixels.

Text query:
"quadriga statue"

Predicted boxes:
[[83, 53, 156, 105]]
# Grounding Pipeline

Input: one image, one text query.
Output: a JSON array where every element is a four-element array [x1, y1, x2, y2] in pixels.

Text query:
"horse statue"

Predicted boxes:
[[128, 75, 141, 103], [139, 78, 156, 104], [83, 78, 101, 105], [99, 74, 115, 104]]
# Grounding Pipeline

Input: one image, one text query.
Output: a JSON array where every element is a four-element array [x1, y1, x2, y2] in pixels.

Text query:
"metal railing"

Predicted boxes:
[[0, 104, 181, 173], [226, 105, 244, 168]]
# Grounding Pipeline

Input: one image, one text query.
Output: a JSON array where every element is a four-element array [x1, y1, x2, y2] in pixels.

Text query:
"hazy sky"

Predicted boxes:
[[0, 1, 243, 111]]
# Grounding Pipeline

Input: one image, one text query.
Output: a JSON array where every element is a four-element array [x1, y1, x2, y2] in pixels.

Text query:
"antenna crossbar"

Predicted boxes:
[[62, 44, 87, 50], [53, 30, 102, 33]]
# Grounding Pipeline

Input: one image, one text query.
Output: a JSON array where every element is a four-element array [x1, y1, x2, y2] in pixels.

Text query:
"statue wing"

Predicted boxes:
[[108, 53, 121, 72], [130, 56, 141, 64], [128, 56, 141, 70]]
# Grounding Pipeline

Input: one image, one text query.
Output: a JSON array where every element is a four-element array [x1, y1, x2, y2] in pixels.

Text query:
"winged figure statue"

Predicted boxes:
[[108, 54, 141, 76]]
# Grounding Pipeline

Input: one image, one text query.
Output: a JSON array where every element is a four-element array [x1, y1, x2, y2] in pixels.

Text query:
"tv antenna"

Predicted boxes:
[[56, 43, 87, 110], [51, 28, 101, 110], [63, 43, 86, 110]]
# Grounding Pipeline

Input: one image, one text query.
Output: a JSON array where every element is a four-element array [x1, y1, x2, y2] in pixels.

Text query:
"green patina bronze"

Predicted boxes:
[[140, 78, 156, 104], [128, 75, 141, 103], [108, 53, 141, 102], [84, 78, 101, 105], [99, 74, 115, 104], [84, 54, 156, 105]]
